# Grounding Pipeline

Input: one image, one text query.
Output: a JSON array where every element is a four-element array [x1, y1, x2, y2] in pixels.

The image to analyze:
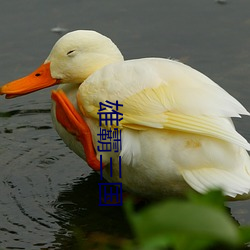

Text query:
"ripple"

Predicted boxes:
[[0, 109, 51, 118], [16, 125, 52, 130], [0, 125, 88, 249], [0, 227, 18, 235], [39, 156, 59, 165], [4, 128, 13, 133], [52, 201, 82, 221]]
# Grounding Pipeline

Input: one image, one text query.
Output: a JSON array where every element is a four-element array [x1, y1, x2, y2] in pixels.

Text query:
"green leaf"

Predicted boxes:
[[239, 226, 250, 243], [125, 198, 240, 249], [187, 189, 226, 209]]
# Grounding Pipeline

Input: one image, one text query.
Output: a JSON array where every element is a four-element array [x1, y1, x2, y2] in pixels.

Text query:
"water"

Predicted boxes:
[[1, 0, 250, 249]]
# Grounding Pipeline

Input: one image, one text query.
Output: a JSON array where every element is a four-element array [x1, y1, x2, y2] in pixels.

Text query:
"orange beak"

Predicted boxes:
[[0, 62, 61, 98]]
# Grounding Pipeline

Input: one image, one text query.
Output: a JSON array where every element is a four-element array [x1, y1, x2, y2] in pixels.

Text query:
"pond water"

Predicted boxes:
[[1, 0, 250, 249]]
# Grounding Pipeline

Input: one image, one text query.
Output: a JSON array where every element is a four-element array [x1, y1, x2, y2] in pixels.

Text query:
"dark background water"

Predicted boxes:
[[1, 0, 250, 249]]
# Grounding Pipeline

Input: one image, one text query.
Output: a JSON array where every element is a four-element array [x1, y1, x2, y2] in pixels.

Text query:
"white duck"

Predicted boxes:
[[1, 30, 250, 199]]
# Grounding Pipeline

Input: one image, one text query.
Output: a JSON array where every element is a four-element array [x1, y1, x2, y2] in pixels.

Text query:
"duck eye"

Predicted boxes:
[[67, 50, 76, 56]]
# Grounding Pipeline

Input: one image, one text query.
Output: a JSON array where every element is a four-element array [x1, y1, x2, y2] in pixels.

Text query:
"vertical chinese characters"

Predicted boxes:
[[97, 100, 123, 206]]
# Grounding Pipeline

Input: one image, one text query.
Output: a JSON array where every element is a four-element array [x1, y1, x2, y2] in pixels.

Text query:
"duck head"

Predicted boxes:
[[0, 30, 124, 98]]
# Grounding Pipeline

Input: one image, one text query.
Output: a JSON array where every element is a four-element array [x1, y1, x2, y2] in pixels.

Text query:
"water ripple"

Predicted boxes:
[[0, 109, 51, 117]]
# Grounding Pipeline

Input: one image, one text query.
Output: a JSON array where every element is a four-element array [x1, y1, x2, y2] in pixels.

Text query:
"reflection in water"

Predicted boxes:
[[54, 174, 132, 249], [0, 109, 131, 249]]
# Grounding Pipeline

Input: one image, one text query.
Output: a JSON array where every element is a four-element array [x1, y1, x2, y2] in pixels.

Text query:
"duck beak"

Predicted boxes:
[[0, 62, 61, 98]]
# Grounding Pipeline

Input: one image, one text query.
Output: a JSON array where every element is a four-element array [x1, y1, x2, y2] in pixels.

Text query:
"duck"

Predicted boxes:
[[1, 30, 250, 199]]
